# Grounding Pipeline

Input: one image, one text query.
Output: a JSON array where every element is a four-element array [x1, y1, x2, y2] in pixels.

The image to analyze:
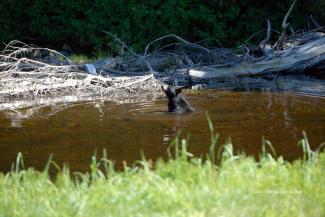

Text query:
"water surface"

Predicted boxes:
[[0, 90, 325, 173]]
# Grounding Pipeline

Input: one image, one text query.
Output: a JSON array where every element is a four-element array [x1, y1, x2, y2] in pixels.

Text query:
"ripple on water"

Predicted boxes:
[[0, 90, 324, 172]]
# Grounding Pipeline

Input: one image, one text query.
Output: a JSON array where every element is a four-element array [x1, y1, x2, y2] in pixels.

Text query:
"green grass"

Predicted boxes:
[[1, 142, 324, 216], [69, 54, 95, 65], [69, 49, 113, 65], [0, 117, 324, 217]]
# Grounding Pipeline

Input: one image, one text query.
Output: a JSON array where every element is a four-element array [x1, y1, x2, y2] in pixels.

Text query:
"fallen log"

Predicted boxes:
[[189, 35, 325, 82]]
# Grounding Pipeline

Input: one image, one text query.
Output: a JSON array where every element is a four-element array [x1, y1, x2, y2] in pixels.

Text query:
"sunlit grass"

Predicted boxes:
[[69, 49, 113, 65], [0, 115, 324, 217], [69, 54, 95, 64]]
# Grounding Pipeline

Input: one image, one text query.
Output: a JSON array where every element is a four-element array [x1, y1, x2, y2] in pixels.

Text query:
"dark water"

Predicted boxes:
[[0, 90, 325, 173]]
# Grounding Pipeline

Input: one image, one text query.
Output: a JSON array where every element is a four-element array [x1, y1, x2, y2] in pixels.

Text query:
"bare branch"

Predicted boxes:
[[273, 0, 297, 50], [310, 15, 321, 29], [259, 19, 272, 51], [282, 0, 297, 29], [102, 31, 156, 74], [144, 34, 212, 56], [102, 31, 138, 57]]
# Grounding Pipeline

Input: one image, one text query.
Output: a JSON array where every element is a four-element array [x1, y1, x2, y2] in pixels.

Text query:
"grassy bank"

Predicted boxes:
[[0, 134, 324, 217]]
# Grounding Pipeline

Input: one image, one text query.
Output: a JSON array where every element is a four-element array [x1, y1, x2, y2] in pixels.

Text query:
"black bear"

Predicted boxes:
[[161, 85, 194, 114]]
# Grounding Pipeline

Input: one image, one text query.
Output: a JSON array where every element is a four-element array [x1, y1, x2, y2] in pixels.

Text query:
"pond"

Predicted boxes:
[[0, 90, 325, 173]]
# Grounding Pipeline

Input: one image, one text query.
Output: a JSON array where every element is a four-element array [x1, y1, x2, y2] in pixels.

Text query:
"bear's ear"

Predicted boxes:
[[176, 87, 182, 94], [161, 85, 167, 93]]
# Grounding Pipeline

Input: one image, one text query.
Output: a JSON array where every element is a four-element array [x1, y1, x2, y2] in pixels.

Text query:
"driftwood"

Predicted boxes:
[[0, 41, 162, 110], [188, 0, 324, 82], [190, 34, 325, 82], [1, 0, 324, 110]]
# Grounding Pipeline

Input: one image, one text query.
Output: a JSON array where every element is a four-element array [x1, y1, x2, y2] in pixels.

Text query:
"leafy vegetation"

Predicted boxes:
[[1, 0, 324, 54]]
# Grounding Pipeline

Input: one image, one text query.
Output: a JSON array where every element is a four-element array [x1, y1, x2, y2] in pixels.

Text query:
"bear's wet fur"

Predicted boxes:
[[161, 85, 194, 114]]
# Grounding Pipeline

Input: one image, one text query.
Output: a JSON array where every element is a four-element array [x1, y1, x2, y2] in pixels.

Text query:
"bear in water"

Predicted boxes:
[[161, 85, 194, 114]]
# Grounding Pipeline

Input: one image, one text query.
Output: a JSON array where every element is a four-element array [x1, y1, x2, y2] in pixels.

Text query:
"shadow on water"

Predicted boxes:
[[0, 90, 325, 173]]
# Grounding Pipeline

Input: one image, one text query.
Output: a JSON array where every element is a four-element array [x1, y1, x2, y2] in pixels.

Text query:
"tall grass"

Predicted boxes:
[[0, 117, 324, 217]]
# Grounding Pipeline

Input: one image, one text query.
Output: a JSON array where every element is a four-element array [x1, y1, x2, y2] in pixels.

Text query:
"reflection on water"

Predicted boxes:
[[0, 90, 325, 173]]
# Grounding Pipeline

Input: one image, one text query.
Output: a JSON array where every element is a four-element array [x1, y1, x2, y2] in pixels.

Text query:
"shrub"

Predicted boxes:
[[0, 0, 323, 54]]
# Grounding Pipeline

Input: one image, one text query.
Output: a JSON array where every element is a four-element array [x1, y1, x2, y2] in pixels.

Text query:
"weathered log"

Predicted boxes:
[[189, 36, 325, 82]]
